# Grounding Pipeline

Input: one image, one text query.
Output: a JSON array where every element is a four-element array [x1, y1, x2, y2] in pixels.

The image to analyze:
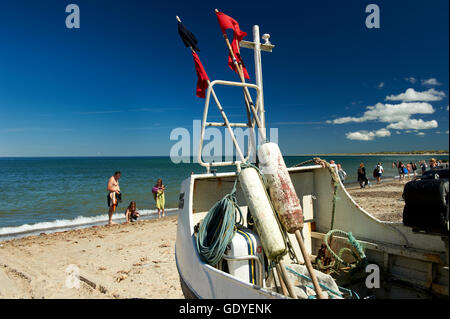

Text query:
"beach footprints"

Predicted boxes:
[[132, 256, 149, 267], [115, 256, 149, 283]]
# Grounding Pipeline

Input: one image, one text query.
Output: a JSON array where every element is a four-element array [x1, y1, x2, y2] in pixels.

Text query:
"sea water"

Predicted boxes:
[[0, 155, 446, 239]]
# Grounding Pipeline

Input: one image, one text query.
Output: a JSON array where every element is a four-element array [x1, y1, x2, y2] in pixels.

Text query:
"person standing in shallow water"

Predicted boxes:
[[398, 162, 406, 181], [153, 178, 165, 218]]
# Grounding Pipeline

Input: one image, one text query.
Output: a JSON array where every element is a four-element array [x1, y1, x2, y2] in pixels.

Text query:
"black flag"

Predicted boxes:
[[178, 21, 200, 52]]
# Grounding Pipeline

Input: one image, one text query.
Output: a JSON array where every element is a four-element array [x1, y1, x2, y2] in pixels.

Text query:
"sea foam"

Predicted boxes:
[[0, 208, 179, 240]]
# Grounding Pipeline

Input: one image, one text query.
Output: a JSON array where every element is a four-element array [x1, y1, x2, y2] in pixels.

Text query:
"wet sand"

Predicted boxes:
[[0, 180, 406, 299]]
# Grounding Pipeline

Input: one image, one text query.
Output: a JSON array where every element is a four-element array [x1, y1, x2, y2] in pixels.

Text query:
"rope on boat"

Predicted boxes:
[[293, 157, 341, 229], [196, 161, 297, 268], [323, 229, 367, 267], [196, 178, 243, 266], [285, 266, 360, 299]]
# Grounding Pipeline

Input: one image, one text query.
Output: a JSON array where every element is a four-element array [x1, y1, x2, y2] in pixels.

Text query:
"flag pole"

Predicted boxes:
[[177, 16, 246, 163], [215, 10, 309, 300], [215, 9, 266, 141], [213, 9, 256, 153]]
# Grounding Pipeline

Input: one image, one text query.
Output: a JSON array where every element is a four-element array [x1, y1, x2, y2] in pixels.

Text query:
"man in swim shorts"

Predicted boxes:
[[107, 171, 121, 225]]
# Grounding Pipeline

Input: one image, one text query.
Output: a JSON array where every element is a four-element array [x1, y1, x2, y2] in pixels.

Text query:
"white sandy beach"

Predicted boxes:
[[0, 215, 183, 299]]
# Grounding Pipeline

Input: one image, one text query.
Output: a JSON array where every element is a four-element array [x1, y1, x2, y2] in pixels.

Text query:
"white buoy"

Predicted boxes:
[[239, 166, 286, 261]]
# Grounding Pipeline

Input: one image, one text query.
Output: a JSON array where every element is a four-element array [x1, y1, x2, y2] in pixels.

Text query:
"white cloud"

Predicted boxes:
[[421, 78, 441, 86], [386, 118, 438, 130], [404, 77, 417, 84], [327, 116, 367, 124], [378, 82, 384, 88], [345, 128, 391, 141], [374, 128, 391, 137], [346, 131, 375, 141], [330, 102, 435, 124], [385, 88, 446, 102]]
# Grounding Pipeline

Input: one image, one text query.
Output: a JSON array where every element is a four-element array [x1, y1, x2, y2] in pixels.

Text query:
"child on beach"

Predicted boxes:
[[125, 201, 140, 223], [152, 178, 165, 218]]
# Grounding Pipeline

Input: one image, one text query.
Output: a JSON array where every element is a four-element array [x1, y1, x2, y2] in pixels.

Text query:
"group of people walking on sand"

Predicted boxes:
[[354, 162, 384, 188], [354, 157, 448, 189], [392, 161, 417, 180], [106, 171, 166, 225]]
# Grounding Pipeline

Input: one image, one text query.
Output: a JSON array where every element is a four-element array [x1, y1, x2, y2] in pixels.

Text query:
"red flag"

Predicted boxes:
[[192, 51, 209, 98], [215, 12, 250, 80]]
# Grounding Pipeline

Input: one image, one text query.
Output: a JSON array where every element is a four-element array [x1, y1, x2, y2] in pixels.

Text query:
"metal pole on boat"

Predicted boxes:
[[252, 25, 265, 129]]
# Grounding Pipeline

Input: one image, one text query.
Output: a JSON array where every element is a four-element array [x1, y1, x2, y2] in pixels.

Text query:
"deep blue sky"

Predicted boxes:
[[0, 0, 448, 156]]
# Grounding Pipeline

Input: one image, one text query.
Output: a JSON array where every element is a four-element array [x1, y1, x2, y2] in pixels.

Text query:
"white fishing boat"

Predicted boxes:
[[174, 16, 449, 299]]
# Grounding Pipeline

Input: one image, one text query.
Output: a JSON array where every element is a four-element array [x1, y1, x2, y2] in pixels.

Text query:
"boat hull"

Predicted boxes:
[[175, 165, 448, 299]]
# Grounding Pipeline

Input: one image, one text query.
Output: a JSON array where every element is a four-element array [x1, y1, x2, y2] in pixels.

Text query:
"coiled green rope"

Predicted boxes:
[[323, 229, 367, 267], [196, 179, 243, 266]]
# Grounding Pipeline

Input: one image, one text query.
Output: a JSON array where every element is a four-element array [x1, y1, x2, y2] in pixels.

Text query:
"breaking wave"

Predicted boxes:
[[0, 208, 178, 240]]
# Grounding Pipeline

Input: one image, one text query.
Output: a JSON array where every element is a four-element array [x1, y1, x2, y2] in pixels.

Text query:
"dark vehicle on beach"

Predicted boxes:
[[402, 168, 449, 264]]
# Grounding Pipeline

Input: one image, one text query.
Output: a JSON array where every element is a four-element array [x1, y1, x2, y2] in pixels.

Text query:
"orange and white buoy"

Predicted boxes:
[[258, 142, 304, 233]]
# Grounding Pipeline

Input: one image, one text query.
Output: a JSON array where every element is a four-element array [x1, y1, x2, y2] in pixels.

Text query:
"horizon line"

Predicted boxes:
[[0, 152, 448, 158]]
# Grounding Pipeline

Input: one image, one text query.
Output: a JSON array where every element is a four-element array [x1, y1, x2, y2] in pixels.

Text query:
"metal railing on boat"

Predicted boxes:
[[222, 254, 264, 287]]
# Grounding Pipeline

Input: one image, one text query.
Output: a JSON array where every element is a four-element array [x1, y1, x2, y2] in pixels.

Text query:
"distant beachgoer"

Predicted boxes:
[[337, 163, 347, 183], [398, 162, 405, 181], [429, 158, 438, 168], [411, 162, 417, 177], [330, 160, 335, 165], [125, 201, 140, 223], [392, 161, 397, 169], [153, 178, 165, 218], [420, 161, 427, 174], [374, 162, 384, 184], [406, 163, 412, 179], [357, 163, 368, 188], [107, 171, 121, 225]]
